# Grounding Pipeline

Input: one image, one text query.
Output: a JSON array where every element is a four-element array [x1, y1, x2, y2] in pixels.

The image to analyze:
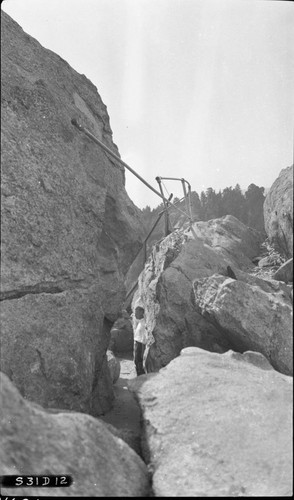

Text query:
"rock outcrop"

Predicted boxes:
[[193, 273, 293, 375], [106, 350, 121, 384], [128, 348, 293, 497], [133, 215, 265, 372], [263, 165, 293, 259], [1, 12, 144, 415], [0, 372, 150, 497], [273, 258, 293, 284], [109, 312, 134, 353]]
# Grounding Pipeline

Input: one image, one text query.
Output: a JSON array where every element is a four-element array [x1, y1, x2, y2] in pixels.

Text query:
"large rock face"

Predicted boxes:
[[1, 12, 143, 415], [263, 165, 293, 259], [0, 289, 113, 415], [133, 215, 265, 371], [128, 348, 293, 497], [193, 273, 293, 376], [109, 314, 134, 353], [0, 372, 150, 497]]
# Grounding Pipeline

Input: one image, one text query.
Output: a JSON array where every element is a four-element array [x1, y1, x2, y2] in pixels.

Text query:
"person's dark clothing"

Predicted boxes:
[[134, 340, 145, 376]]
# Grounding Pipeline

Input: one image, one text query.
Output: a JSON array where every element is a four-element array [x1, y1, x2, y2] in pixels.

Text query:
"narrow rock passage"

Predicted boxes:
[[100, 351, 142, 441], [100, 352, 154, 496]]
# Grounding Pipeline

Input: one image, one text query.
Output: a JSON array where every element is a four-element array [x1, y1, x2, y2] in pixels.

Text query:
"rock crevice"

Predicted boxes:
[[0, 278, 86, 301]]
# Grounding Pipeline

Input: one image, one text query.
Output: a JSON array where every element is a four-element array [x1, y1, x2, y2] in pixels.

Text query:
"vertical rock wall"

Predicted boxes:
[[264, 165, 293, 259], [1, 12, 144, 415]]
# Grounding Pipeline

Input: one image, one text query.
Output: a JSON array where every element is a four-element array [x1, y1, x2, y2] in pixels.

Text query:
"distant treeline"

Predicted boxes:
[[141, 183, 266, 235]]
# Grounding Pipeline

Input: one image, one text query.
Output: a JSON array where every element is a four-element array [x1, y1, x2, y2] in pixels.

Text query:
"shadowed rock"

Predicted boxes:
[[273, 258, 293, 284], [109, 313, 134, 353], [0, 372, 150, 497], [264, 165, 293, 259], [106, 350, 121, 384], [227, 265, 237, 279]]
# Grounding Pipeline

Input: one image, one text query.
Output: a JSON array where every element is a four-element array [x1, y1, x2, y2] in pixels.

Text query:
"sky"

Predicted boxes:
[[2, 0, 294, 209]]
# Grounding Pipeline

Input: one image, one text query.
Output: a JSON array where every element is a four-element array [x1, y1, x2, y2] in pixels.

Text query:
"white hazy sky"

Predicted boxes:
[[2, 0, 294, 208]]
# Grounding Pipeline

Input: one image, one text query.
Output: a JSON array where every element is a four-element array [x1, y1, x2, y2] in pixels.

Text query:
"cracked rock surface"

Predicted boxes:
[[263, 165, 293, 259], [128, 348, 293, 497], [0, 371, 150, 497], [1, 12, 144, 415], [193, 273, 292, 375], [133, 215, 266, 372], [133, 214, 292, 376]]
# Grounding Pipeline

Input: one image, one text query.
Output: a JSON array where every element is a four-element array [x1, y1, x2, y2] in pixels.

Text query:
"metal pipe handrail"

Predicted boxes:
[[144, 209, 166, 242], [71, 119, 195, 306], [124, 209, 166, 303], [127, 209, 165, 268], [124, 281, 139, 304], [155, 176, 192, 220], [156, 176, 191, 190], [127, 194, 184, 270], [71, 118, 186, 217], [155, 177, 171, 236]]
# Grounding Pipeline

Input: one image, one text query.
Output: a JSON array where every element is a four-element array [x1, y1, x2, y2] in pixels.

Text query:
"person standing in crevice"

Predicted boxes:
[[133, 306, 148, 376]]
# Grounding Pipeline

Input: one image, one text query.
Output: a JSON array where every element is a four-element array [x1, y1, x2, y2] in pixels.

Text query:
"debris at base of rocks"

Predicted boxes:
[[249, 238, 287, 280]]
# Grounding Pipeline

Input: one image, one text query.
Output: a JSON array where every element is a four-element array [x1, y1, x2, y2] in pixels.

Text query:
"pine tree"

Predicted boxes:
[[244, 184, 265, 233]]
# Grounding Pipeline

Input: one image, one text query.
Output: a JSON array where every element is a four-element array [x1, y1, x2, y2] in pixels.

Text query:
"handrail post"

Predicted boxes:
[[188, 182, 193, 222], [181, 178, 192, 225], [156, 176, 170, 236], [124, 209, 166, 305]]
